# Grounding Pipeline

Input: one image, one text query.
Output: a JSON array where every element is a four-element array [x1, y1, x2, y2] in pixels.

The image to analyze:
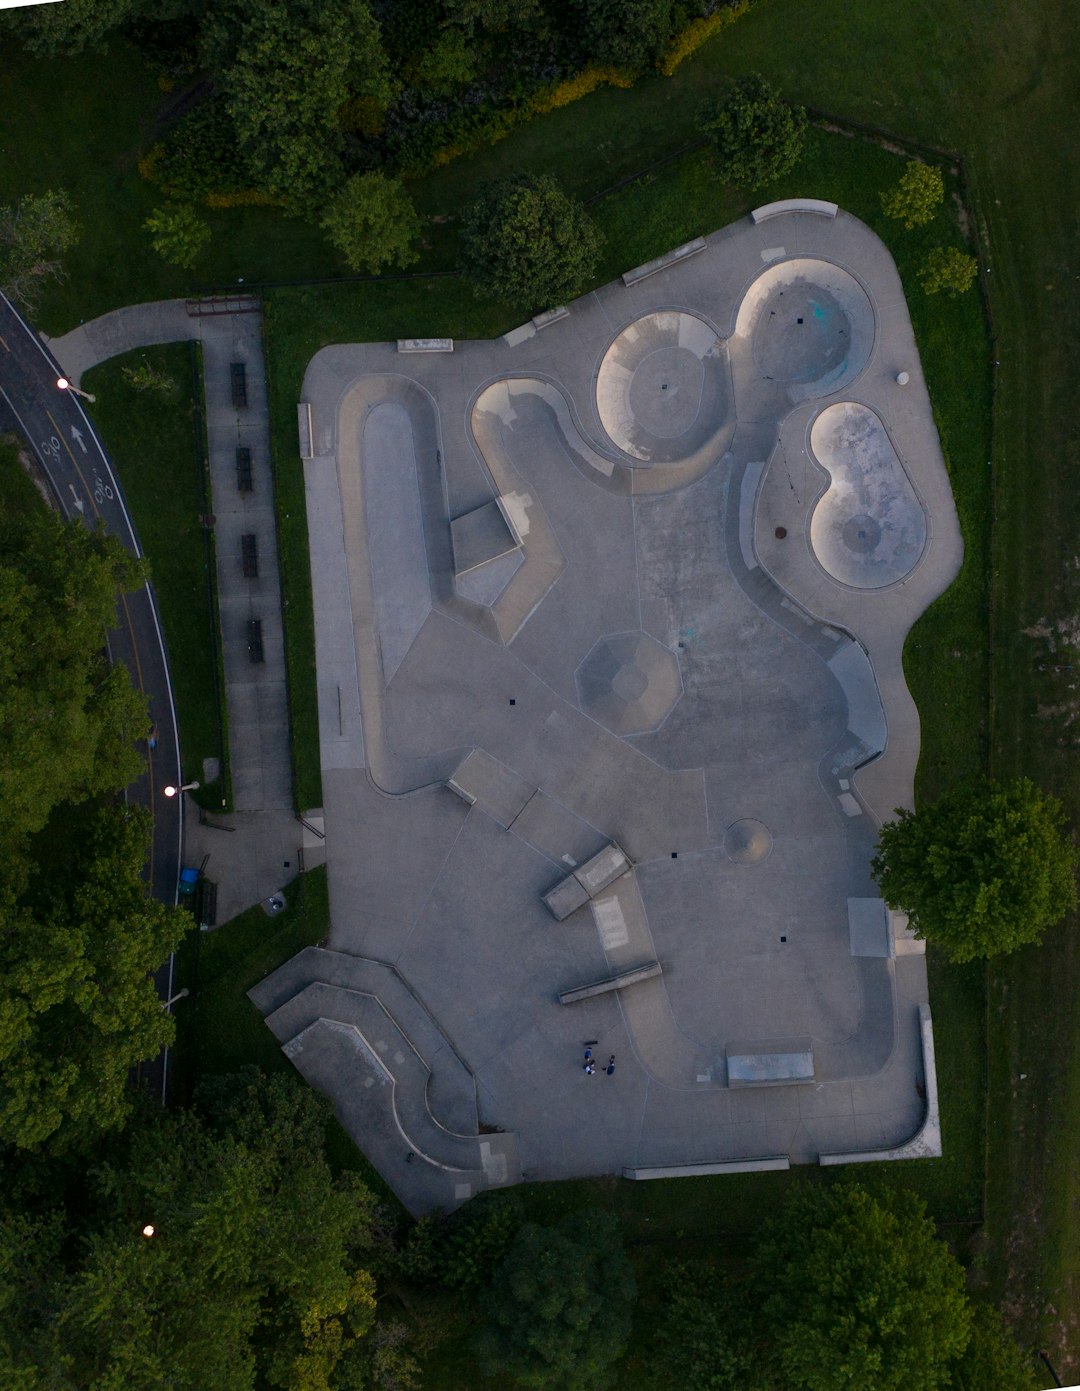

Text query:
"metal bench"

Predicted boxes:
[[230, 361, 248, 408], [247, 618, 264, 664], [235, 446, 253, 492], [241, 533, 259, 578]]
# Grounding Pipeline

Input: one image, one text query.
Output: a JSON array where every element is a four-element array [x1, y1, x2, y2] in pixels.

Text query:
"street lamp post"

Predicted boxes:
[[163, 781, 200, 797], [56, 376, 96, 403], [163, 986, 190, 1010]]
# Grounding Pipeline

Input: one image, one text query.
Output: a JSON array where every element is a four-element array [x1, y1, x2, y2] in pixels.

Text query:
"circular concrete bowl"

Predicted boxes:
[[735, 258, 875, 399], [808, 401, 927, 589], [596, 311, 732, 463]]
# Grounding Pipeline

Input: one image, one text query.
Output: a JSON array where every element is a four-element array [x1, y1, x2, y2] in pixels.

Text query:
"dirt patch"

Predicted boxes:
[[816, 118, 911, 159], [1023, 614, 1080, 653], [952, 190, 972, 241], [7, 435, 56, 511]]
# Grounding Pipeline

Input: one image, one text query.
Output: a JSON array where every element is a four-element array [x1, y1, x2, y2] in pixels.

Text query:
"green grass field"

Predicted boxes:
[[4, 0, 1080, 1366], [84, 343, 230, 809]]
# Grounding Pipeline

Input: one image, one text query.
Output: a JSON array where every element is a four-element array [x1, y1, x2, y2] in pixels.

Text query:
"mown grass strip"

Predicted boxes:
[[84, 343, 230, 809]]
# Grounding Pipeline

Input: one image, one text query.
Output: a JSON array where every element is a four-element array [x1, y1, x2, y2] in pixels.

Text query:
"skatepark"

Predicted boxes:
[[249, 201, 962, 1214]]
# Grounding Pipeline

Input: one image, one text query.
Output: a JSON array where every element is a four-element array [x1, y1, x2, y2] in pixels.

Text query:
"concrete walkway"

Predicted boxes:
[[48, 298, 319, 922]]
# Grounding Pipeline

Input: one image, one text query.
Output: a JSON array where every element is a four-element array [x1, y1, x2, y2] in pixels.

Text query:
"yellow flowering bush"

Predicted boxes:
[[659, 1, 752, 77], [529, 65, 635, 117]]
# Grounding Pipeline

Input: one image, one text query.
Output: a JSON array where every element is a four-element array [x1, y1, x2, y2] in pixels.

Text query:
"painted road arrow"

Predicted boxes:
[[70, 424, 87, 453], [68, 482, 85, 514]]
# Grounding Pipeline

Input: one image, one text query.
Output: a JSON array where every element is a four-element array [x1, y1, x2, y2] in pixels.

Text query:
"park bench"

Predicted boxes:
[[235, 446, 253, 492], [241, 533, 259, 578], [247, 618, 264, 664], [230, 361, 248, 408]]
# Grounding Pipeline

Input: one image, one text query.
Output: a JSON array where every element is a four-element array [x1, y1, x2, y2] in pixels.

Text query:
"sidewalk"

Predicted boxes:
[[49, 298, 322, 923]]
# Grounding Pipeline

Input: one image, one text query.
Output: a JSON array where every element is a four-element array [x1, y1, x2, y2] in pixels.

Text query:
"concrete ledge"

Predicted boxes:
[[751, 198, 839, 223], [543, 842, 631, 919], [623, 1155, 790, 1179], [819, 1004, 941, 1164], [532, 306, 569, 330], [558, 960, 662, 1004], [397, 338, 454, 353], [297, 402, 313, 460], [622, 237, 707, 286], [727, 1041, 815, 1086]]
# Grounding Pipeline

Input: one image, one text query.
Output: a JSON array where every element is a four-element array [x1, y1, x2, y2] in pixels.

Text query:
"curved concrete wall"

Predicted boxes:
[[595, 310, 732, 464], [809, 402, 927, 589], [733, 258, 875, 402]]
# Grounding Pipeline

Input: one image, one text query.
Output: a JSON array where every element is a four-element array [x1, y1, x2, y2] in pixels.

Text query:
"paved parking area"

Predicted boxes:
[[251, 203, 962, 1213]]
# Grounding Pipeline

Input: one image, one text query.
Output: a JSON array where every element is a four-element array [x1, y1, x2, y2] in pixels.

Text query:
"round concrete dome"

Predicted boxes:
[[723, 818, 773, 865]]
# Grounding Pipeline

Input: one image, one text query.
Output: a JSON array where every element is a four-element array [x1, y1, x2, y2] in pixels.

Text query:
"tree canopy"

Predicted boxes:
[[144, 203, 211, 268], [0, 189, 80, 312], [476, 1211, 636, 1390], [950, 1303, 1041, 1391], [320, 173, 421, 275], [575, 0, 673, 72], [200, 0, 393, 203], [871, 777, 1077, 961], [698, 74, 807, 189], [0, 478, 146, 869], [752, 1184, 972, 1391], [0, 803, 184, 1151], [919, 245, 979, 296], [881, 160, 945, 229], [0, 1071, 394, 1390], [459, 173, 604, 310]]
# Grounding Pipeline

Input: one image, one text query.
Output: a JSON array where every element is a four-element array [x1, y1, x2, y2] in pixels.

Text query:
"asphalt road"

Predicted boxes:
[[0, 291, 183, 1101]]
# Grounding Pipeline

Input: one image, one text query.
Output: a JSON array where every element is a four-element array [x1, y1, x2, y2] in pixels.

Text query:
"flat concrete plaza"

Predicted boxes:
[[250, 201, 962, 1214]]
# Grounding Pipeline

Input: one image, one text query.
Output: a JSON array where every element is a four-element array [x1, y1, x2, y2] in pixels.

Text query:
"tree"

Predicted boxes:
[[2, 0, 150, 55], [120, 358, 181, 397], [442, 0, 543, 31], [752, 1184, 972, 1391], [320, 174, 421, 275], [460, 174, 604, 309], [919, 245, 979, 297], [950, 1303, 1041, 1391], [574, 0, 673, 72], [651, 1261, 759, 1391], [871, 777, 1077, 962], [0, 189, 80, 312], [476, 1211, 636, 1390], [0, 488, 146, 868], [409, 27, 476, 95], [200, 0, 393, 203], [0, 1073, 387, 1389], [881, 160, 944, 229], [0, 803, 186, 1151], [699, 74, 807, 190], [143, 203, 211, 269]]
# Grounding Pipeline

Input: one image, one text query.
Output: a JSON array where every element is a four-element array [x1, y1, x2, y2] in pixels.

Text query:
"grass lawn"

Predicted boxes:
[[0, 431, 46, 515], [84, 343, 229, 809]]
